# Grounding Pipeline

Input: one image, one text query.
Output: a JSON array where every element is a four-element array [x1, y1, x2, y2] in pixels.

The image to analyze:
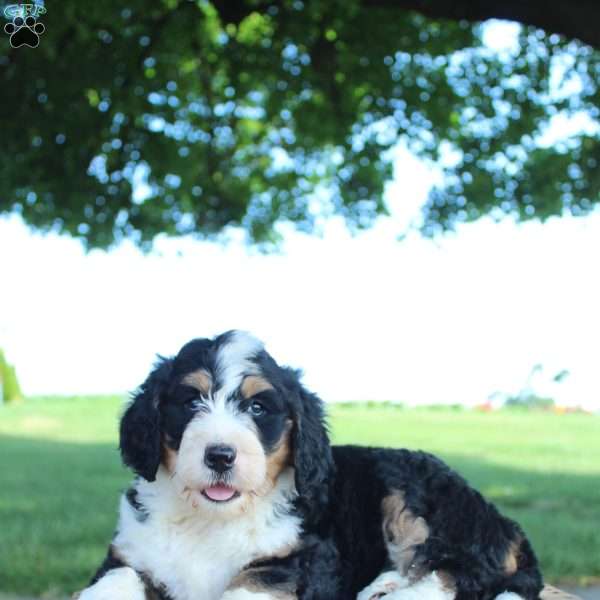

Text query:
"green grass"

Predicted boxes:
[[0, 397, 599, 598]]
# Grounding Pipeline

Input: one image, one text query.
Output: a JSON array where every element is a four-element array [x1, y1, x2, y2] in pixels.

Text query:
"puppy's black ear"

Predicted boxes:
[[291, 375, 334, 524], [120, 357, 172, 481]]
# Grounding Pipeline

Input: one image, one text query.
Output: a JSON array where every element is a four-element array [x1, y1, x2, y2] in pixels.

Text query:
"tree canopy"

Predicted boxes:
[[1, 0, 599, 248]]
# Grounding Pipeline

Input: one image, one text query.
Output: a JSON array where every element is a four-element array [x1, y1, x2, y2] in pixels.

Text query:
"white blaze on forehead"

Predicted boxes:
[[160, 331, 271, 509], [215, 331, 264, 400]]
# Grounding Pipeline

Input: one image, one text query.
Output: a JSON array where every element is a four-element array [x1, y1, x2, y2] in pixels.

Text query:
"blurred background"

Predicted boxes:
[[1, 0, 599, 598]]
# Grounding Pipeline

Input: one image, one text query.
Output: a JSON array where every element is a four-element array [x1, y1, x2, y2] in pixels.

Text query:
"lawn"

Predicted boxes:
[[0, 397, 599, 598]]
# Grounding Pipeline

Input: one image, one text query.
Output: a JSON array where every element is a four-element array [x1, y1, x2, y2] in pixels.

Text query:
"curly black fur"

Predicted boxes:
[[89, 332, 543, 600], [120, 358, 172, 481]]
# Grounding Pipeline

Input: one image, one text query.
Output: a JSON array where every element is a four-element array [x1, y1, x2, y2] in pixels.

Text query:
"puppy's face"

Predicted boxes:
[[140, 331, 293, 515], [121, 330, 333, 522]]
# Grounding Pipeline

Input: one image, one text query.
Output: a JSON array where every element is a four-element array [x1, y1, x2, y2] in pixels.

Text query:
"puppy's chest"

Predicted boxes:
[[114, 506, 301, 600]]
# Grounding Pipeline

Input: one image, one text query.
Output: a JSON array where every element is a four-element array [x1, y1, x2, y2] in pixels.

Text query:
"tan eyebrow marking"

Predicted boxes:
[[240, 375, 274, 399], [182, 369, 213, 395]]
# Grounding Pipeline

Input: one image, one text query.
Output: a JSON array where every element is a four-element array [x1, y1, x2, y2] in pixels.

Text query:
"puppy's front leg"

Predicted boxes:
[[74, 567, 148, 600], [222, 566, 296, 600], [222, 590, 293, 600], [357, 571, 455, 600]]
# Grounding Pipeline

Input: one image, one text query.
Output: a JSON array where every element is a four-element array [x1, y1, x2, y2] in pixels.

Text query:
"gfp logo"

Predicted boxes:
[[3, 3, 46, 48]]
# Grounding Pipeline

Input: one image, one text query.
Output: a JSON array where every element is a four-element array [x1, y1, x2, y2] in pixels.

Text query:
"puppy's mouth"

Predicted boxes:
[[201, 484, 240, 503]]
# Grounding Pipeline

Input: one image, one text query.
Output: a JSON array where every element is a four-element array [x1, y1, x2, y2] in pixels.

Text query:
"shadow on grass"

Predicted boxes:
[[1, 435, 598, 598], [0, 435, 128, 598]]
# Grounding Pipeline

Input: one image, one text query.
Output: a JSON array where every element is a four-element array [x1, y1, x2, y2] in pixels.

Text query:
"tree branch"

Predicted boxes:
[[361, 0, 600, 49]]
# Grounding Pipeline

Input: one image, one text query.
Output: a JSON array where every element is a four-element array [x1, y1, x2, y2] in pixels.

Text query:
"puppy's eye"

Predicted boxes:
[[249, 401, 265, 417], [185, 396, 203, 409]]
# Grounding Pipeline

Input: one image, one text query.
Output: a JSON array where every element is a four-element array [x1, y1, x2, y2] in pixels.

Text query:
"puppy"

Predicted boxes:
[[76, 330, 543, 600]]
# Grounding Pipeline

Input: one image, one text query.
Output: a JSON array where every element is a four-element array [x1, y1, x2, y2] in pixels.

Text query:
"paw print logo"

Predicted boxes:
[[4, 14, 45, 48]]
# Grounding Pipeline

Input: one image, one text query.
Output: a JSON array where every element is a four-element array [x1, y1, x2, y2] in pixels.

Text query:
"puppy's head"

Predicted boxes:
[[120, 330, 332, 519]]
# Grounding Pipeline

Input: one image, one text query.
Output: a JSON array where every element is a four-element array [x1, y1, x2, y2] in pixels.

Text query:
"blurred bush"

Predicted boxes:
[[505, 394, 555, 409], [0, 349, 23, 404]]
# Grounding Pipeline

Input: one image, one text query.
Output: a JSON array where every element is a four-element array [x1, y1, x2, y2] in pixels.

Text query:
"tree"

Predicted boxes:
[[0, 349, 23, 404], [1, 0, 599, 249]]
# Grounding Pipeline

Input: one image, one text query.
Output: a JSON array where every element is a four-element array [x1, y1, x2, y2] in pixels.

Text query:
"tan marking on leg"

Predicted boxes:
[[437, 570, 457, 594], [227, 567, 296, 599], [357, 571, 408, 600], [109, 543, 127, 564], [381, 491, 430, 579], [240, 375, 274, 399], [503, 535, 522, 575], [182, 369, 213, 395], [144, 586, 164, 600]]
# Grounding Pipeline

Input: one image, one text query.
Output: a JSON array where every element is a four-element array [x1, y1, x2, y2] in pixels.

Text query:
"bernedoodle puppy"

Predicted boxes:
[[76, 330, 543, 600]]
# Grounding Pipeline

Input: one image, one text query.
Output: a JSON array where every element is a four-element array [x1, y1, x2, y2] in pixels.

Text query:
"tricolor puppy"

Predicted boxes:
[[77, 331, 543, 600]]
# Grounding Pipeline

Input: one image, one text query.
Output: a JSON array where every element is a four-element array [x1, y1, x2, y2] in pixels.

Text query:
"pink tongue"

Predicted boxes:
[[204, 485, 236, 501]]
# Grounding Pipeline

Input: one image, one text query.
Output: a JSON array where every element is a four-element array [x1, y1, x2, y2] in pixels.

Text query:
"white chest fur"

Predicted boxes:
[[112, 468, 301, 600]]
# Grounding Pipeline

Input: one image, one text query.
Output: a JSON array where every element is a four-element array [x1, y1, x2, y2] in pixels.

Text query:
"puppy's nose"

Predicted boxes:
[[204, 444, 237, 472]]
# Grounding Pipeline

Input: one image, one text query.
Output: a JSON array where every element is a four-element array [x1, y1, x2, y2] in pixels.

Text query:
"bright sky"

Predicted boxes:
[[2, 143, 600, 410], [1, 22, 599, 410]]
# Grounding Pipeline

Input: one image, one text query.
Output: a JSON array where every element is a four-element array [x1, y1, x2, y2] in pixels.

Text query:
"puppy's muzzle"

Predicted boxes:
[[204, 444, 237, 473]]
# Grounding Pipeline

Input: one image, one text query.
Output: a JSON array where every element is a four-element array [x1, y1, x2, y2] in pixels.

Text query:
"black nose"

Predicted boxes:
[[204, 444, 237, 472]]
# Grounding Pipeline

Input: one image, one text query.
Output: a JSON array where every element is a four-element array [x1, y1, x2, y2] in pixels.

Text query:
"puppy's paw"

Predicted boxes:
[[77, 567, 146, 600], [359, 572, 456, 600], [357, 571, 409, 600], [222, 590, 283, 600]]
